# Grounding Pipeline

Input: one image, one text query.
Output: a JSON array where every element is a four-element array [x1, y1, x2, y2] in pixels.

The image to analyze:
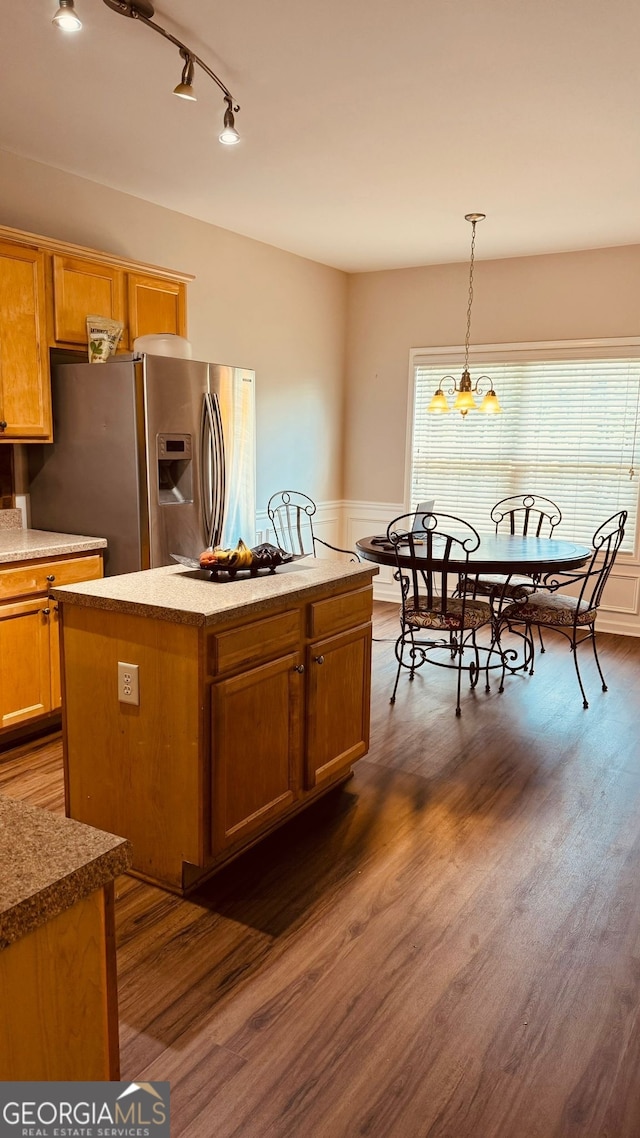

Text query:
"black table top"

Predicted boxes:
[[356, 533, 592, 575]]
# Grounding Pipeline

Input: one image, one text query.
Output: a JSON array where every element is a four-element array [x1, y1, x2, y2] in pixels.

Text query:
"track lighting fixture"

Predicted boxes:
[[52, 0, 82, 32], [52, 0, 240, 145]]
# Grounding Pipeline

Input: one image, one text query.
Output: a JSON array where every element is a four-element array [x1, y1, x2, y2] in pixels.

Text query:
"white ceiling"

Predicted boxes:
[[3, 0, 640, 272]]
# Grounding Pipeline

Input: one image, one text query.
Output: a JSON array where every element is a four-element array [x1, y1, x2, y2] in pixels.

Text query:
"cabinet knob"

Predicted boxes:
[[41, 607, 51, 616], [314, 655, 325, 665], [46, 574, 56, 582], [293, 663, 305, 674], [0, 422, 7, 432]]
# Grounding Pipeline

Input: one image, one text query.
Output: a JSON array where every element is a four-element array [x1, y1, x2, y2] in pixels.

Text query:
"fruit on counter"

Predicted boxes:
[[199, 539, 253, 569], [198, 540, 293, 572]]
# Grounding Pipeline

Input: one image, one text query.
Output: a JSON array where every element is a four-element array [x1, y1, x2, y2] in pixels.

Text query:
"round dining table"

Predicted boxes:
[[356, 531, 594, 694], [356, 532, 592, 577]]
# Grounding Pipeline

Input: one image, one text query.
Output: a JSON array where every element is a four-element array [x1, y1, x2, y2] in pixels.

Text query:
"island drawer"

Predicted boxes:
[[0, 554, 103, 601], [209, 609, 301, 675], [308, 585, 373, 639]]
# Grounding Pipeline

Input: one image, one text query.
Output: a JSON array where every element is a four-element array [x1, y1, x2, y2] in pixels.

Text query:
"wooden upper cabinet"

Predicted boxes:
[[0, 241, 52, 441], [127, 274, 187, 343], [52, 255, 126, 346]]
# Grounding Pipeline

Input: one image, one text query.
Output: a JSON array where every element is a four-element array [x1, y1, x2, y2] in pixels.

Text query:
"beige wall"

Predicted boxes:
[[0, 149, 348, 512], [345, 245, 640, 503]]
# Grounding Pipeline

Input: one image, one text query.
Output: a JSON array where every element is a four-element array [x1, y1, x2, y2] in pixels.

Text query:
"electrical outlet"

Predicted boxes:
[[118, 661, 139, 706]]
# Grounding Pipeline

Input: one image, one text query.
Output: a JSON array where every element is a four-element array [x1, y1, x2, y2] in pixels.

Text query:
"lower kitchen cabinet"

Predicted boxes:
[[0, 551, 103, 733], [0, 795, 130, 1081], [306, 623, 372, 789], [59, 564, 377, 894], [211, 651, 303, 851], [0, 597, 52, 729]]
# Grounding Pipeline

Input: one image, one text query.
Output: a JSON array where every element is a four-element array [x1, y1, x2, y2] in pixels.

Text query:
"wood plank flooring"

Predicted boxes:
[[2, 602, 640, 1136]]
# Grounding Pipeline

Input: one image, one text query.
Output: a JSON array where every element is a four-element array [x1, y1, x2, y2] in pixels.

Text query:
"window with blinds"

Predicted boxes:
[[409, 343, 640, 553]]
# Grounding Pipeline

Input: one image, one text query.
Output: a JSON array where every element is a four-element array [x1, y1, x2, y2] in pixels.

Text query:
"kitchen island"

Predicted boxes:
[[54, 557, 378, 894], [0, 795, 130, 1079]]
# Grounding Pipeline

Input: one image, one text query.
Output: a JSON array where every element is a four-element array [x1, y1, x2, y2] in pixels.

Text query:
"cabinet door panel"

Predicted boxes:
[[0, 597, 52, 727], [52, 255, 125, 345], [0, 242, 51, 440], [306, 623, 372, 789], [127, 274, 186, 342], [211, 653, 302, 852]]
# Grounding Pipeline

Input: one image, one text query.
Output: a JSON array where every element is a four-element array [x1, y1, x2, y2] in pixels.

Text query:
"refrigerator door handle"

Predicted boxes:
[[200, 395, 213, 548], [200, 392, 226, 549]]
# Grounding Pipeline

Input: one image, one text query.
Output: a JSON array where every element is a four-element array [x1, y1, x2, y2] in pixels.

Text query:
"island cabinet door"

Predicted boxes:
[[210, 652, 304, 853], [305, 623, 372, 790]]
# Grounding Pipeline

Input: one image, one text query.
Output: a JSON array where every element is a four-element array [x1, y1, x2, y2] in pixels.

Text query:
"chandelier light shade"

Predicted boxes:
[[52, 0, 82, 31], [427, 214, 503, 418], [52, 1, 240, 145]]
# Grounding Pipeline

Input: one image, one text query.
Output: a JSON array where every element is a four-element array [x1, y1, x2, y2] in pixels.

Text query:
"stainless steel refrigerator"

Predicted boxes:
[[28, 354, 256, 576]]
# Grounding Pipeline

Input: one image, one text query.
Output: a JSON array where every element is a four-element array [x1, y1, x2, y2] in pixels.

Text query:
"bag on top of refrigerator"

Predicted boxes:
[[86, 315, 124, 363]]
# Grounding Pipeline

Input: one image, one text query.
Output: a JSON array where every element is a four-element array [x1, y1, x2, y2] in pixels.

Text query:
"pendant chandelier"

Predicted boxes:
[[428, 214, 503, 417]]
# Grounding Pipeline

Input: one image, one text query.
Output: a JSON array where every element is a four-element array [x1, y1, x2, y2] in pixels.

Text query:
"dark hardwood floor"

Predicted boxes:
[[3, 602, 640, 1136]]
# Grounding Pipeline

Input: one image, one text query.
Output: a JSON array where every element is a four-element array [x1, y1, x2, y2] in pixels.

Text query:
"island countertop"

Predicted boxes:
[[0, 528, 107, 563], [0, 795, 131, 950], [53, 557, 378, 628]]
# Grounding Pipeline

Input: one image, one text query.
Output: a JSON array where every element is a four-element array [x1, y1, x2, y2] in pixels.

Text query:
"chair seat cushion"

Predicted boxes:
[[406, 597, 492, 631], [508, 591, 597, 627], [465, 572, 532, 600]]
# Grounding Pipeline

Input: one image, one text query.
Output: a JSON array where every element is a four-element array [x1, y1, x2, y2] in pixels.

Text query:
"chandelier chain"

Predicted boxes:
[[463, 220, 477, 374]]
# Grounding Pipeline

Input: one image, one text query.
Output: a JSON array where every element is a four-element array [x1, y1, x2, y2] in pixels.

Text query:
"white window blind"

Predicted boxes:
[[410, 346, 640, 553]]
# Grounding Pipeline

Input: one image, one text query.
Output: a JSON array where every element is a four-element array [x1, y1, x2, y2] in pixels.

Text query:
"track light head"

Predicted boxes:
[[219, 97, 240, 145], [52, 0, 82, 31], [173, 52, 197, 101]]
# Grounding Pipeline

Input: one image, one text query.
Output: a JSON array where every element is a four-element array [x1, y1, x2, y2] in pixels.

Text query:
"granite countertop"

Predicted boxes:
[[0, 528, 107, 564], [0, 796, 131, 950], [53, 558, 378, 628]]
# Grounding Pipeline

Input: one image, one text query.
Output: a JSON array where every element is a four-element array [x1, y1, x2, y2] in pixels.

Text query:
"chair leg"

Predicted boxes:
[[537, 626, 546, 654], [455, 646, 463, 717], [390, 633, 404, 704], [570, 640, 589, 710], [590, 626, 608, 693], [526, 625, 537, 675]]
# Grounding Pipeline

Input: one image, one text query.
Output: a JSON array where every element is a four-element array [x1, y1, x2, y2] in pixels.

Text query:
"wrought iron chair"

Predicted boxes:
[[461, 493, 563, 649], [467, 494, 562, 593], [503, 509, 626, 708], [387, 511, 494, 716], [267, 490, 359, 561]]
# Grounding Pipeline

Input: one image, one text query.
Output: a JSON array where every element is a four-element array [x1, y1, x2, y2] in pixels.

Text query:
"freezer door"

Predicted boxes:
[[142, 355, 210, 566], [209, 365, 256, 547]]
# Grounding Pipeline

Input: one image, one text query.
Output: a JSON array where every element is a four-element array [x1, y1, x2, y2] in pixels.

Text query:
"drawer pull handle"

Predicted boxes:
[[293, 663, 305, 674], [314, 655, 325, 665], [41, 607, 51, 616], [46, 574, 56, 582], [0, 421, 6, 432]]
